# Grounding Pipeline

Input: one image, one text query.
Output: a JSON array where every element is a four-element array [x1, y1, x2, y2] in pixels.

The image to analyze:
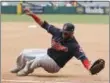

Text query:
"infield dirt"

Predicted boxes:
[[1, 22, 109, 83]]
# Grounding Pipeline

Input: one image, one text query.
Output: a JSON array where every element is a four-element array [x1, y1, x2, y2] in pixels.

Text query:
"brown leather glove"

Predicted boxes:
[[89, 59, 105, 75]]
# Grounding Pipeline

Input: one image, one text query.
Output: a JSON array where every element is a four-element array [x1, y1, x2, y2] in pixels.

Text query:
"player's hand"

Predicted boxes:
[[23, 8, 43, 25], [23, 8, 33, 16]]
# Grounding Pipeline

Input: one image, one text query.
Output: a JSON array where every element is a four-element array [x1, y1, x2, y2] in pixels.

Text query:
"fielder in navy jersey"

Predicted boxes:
[[10, 8, 91, 76]]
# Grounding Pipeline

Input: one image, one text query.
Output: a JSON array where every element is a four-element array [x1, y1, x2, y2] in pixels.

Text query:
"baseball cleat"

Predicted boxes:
[[10, 67, 21, 73], [17, 69, 34, 76], [17, 70, 28, 76]]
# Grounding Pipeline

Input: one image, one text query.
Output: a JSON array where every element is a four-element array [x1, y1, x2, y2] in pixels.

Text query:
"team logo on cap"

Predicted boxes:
[[63, 25, 67, 30]]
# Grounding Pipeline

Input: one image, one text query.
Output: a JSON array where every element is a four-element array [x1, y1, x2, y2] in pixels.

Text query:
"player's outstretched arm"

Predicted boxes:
[[80, 55, 105, 75], [24, 8, 59, 35], [24, 8, 43, 26], [74, 46, 91, 70], [81, 57, 91, 70]]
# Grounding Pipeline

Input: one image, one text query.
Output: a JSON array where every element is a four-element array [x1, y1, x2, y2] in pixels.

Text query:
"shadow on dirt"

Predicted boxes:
[[27, 74, 107, 82], [28, 74, 92, 78], [29, 74, 73, 78]]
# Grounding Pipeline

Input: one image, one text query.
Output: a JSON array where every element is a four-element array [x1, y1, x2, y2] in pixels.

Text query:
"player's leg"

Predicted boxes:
[[17, 53, 44, 76], [17, 53, 60, 76], [10, 49, 41, 73], [39, 54, 61, 73], [10, 54, 27, 73], [30, 54, 60, 73]]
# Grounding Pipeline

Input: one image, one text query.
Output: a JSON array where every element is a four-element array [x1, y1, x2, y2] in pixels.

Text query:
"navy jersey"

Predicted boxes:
[[41, 21, 87, 68]]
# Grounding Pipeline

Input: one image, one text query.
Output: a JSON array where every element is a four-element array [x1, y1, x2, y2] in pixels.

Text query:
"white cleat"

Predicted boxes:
[[17, 69, 33, 76], [17, 61, 34, 76], [17, 70, 28, 76], [10, 67, 21, 73]]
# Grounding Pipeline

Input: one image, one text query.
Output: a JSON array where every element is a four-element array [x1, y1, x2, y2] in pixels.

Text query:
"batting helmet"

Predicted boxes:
[[62, 23, 75, 32]]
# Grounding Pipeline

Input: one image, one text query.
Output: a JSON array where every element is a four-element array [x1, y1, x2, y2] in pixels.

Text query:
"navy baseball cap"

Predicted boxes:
[[63, 23, 75, 32]]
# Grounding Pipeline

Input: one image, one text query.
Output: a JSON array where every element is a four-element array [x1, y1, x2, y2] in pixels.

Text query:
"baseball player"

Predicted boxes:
[[10, 8, 104, 76]]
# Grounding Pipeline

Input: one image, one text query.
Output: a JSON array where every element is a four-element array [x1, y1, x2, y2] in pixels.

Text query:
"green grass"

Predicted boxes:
[[1, 14, 109, 24]]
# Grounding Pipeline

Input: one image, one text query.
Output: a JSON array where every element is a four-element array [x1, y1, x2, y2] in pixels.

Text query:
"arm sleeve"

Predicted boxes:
[[73, 44, 88, 60], [65, 42, 87, 60], [73, 44, 90, 69], [66, 43, 90, 70], [41, 21, 60, 35]]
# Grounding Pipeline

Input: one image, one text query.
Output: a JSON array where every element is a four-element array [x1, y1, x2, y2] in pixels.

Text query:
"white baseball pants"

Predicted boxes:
[[15, 49, 60, 73]]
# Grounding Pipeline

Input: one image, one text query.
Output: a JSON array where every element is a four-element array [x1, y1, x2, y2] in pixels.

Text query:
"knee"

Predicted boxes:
[[20, 49, 27, 56], [17, 50, 27, 61]]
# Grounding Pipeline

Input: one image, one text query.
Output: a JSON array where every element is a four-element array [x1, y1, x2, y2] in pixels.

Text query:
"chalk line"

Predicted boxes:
[[2, 79, 42, 83], [2, 79, 72, 83]]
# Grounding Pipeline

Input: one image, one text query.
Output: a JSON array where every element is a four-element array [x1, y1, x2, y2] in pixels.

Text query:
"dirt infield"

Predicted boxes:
[[2, 22, 109, 83]]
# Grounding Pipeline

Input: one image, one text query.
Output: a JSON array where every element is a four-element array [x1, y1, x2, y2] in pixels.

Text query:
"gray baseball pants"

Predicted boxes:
[[15, 49, 60, 73]]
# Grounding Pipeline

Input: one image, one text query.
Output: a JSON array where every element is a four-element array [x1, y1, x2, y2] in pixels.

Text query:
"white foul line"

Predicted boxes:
[[2, 79, 41, 83], [2, 79, 72, 83]]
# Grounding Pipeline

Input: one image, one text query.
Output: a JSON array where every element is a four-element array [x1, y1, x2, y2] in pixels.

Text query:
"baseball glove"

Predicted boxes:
[[89, 59, 105, 75]]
